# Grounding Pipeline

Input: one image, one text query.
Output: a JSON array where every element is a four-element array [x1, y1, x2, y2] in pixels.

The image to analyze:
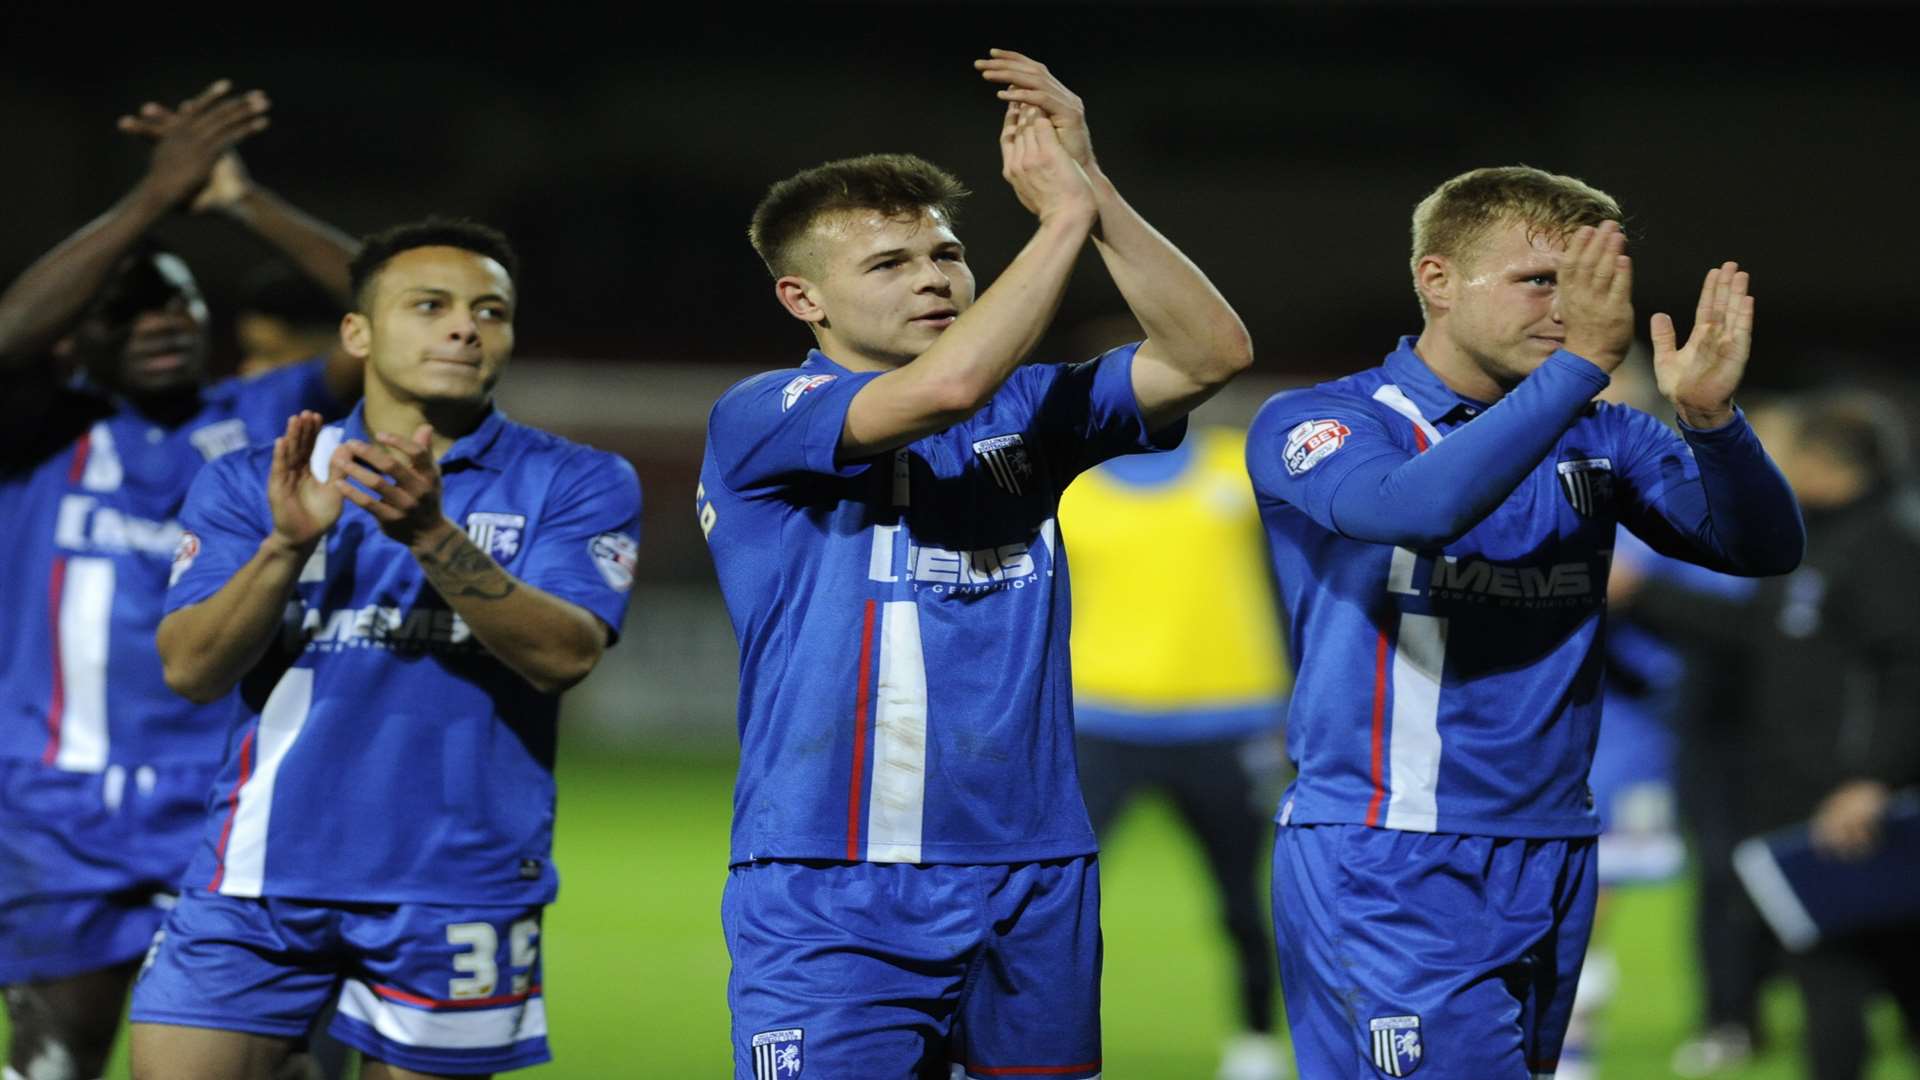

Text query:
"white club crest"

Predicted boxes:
[[466, 512, 527, 562]]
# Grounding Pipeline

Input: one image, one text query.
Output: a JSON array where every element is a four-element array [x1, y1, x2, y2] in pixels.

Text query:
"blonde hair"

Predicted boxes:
[[1409, 166, 1622, 315]]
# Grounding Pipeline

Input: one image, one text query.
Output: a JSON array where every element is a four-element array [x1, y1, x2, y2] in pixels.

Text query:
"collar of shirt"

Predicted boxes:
[[337, 401, 511, 473], [1383, 336, 1489, 430]]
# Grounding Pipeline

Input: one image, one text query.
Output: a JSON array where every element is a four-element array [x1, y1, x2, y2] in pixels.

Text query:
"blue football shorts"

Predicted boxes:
[[129, 889, 548, 1076], [0, 758, 210, 985], [1273, 824, 1596, 1079], [724, 856, 1103, 1080]]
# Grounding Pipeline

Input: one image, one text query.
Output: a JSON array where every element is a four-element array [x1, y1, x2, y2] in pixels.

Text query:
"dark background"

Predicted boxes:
[[5, 3, 1915, 384]]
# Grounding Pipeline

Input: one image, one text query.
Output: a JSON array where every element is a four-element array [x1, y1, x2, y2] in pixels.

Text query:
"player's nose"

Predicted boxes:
[[911, 258, 952, 294]]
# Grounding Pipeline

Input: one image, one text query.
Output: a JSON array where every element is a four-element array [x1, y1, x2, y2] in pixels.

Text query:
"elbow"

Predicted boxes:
[[161, 658, 228, 705], [1206, 323, 1255, 386], [922, 373, 996, 426], [522, 644, 604, 696]]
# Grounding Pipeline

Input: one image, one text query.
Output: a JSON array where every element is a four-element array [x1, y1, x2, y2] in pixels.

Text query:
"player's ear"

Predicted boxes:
[[1415, 254, 1452, 316], [774, 276, 827, 326], [340, 312, 372, 359]]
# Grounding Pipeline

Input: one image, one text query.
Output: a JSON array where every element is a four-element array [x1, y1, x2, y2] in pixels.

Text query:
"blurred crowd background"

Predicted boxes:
[[6, 3, 1917, 1076]]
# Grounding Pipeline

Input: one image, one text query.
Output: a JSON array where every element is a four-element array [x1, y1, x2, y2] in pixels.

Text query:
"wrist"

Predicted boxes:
[[1037, 201, 1097, 233], [407, 516, 462, 559], [125, 178, 183, 221], [211, 185, 266, 222], [261, 532, 319, 564], [1675, 403, 1736, 430]]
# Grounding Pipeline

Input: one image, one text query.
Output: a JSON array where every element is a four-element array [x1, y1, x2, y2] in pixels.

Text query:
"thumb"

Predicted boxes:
[[412, 423, 434, 454], [1649, 312, 1677, 358]]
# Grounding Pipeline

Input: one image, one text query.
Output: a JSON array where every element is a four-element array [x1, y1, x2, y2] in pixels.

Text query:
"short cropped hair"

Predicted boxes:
[[348, 218, 519, 313], [1410, 166, 1622, 314], [1791, 390, 1911, 489], [749, 154, 970, 278]]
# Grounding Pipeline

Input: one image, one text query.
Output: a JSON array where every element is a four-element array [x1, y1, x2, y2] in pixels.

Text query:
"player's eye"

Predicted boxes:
[[1524, 275, 1555, 288], [935, 251, 963, 263], [869, 259, 902, 272], [477, 306, 509, 322], [414, 299, 442, 313]]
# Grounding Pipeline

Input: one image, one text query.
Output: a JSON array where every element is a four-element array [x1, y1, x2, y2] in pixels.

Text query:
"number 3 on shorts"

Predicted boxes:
[[446, 918, 540, 999]]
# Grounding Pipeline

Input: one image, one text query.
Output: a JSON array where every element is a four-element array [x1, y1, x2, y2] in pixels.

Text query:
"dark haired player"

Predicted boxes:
[[700, 51, 1251, 1078], [0, 81, 361, 1080], [128, 220, 642, 1079]]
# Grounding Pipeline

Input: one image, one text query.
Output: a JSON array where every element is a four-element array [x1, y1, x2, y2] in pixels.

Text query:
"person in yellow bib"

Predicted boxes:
[[1061, 423, 1293, 1080]]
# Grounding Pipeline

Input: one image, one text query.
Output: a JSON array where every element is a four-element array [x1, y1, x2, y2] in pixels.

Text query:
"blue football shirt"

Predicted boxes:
[[164, 403, 641, 904], [1248, 337, 1799, 838], [699, 344, 1182, 866], [0, 360, 336, 771]]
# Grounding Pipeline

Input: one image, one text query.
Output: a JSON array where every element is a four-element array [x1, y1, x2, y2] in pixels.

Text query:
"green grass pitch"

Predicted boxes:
[[14, 747, 1915, 1077]]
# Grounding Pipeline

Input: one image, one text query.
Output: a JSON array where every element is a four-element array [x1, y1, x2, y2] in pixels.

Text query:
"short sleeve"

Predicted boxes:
[[706, 368, 883, 494], [166, 450, 273, 613], [516, 449, 643, 641], [1245, 388, 1408, 533], [1020, 342, 1185, 478]]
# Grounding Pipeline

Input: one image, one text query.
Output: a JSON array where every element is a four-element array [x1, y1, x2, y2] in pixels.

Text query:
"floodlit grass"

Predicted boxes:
[[14, 748, 1915, 1077]]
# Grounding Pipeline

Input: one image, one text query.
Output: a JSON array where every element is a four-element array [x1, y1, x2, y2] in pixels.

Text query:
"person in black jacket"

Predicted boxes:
[[1623, 389, 1920, 1079]]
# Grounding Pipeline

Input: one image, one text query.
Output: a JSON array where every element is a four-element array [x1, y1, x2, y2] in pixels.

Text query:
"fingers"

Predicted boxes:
[[1692, 266, 1721, 331], [179, 79, 234, 115], [1607, 251, 1633, 307], [1649, 312, 1678, 357]]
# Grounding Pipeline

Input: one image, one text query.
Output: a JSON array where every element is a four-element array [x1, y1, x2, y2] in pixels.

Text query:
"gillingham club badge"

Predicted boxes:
[[751, 1028, 803, 1078], [1369, 1015, 1423, 1076], [1555, 457, 1614, 517]]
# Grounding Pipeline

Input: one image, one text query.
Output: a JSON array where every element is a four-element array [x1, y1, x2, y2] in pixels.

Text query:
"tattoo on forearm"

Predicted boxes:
[[418, 530, 518, 600]]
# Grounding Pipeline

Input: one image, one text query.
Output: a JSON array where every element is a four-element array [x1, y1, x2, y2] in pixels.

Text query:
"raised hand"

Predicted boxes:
[[1000, 103, 1096, 226], [117, 79, 269, 212], [1557, 221, 1635, 373], [331, 425, 449, 549], [976, 49, 1094, 170], [268, 412, 344, 551], [1652, 262, 1754, 429]]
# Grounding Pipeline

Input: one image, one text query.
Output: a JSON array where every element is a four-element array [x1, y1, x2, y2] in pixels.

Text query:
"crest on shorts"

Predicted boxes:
[[752, 1028, 804, 1078], [466, 512, 526, 561], [1555, 457, 1614, 517], [972, 433, 1034, 495], [1283, 419, 1351, 476], [1369, 1015, 1423, 1076]]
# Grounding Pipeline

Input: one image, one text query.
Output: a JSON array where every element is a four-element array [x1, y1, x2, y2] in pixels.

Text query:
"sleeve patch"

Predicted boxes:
[[169, 531, 201, 587], [588, 531, 638, 591], [781, 374, 837, 411], [1283, 419, 1352, 476]]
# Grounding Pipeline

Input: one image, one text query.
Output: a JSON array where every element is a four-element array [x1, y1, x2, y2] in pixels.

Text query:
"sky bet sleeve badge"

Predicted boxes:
[[751, 1027, 803, 1078], [1369, 1014, 1423, 1076], [1283, 418, 1351, 476]]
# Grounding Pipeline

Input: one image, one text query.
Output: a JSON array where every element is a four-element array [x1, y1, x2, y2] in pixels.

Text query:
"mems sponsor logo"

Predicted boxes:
[[296, 604, 477, 653], [1427, 554, 1598, 608], [865, 520, 1055, 595], [54, 495, 184, 558]]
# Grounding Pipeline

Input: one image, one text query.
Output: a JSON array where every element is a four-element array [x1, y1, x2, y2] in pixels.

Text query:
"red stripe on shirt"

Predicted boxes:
[[41, 558, 68, 764], [207, 727, 258, 891], [1364, 627, 1389, 827], [373, 982, 542, 1010], [847, 599, 878, 861], [66, 431, 91, 484], [41, 436, 92, 764], [960, 1063, 1102, 1077]]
